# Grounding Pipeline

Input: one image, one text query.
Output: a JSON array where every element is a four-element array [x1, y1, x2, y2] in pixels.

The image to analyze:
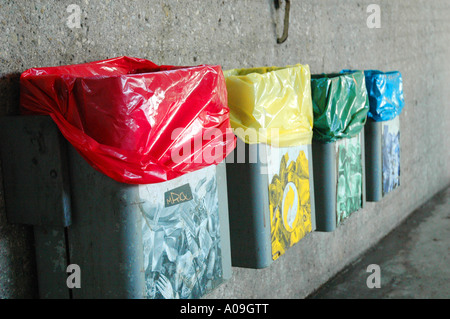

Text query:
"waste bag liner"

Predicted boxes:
[[343, 70, 404, 122], [343, 70, 404, 201], [20, 56, 236, 184], [311, 71, 368, 232], [66, 142, 232, 299], [311, 71, 369, 143], [224, 65, 313, 147], [2, 57, 236, 298], [224, 64, 316, 268]]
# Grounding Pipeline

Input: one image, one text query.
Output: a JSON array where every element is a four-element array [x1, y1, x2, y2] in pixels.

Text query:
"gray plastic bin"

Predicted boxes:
[[0, 115, 231, 299]]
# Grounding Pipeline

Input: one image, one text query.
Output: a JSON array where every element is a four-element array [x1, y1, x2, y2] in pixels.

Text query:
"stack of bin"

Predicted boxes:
[[224, 65, 316, 268], [310, 71, 369, 232]]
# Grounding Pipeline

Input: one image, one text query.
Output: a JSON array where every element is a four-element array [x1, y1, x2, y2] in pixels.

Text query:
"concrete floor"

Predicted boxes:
[[308, 185, 450, 299]]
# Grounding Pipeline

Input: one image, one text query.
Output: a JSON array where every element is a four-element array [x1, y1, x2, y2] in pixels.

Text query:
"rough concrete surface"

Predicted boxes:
[[0, 0, 449, 298], [309, 186, 450, 299]]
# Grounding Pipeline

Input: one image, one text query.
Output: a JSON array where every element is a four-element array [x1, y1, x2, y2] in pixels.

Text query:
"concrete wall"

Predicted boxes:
[[1, 0, 449, 298]]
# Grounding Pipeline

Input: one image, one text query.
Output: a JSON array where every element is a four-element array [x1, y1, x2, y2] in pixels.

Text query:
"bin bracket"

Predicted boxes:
[[275, 0, 290, 44]]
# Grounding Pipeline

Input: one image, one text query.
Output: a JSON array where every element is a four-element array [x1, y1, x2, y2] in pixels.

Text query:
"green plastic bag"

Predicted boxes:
[[311, 71, 369, 143]]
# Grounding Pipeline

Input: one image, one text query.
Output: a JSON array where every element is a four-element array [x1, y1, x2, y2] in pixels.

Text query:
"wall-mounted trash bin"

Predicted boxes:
[[223, 65, 316, 268], [67, 141, 232, 299], [346, 70, 404, 201], [310, 71, 369, 232], [19, 56, 236, 184], [1, 57, 236, 299]]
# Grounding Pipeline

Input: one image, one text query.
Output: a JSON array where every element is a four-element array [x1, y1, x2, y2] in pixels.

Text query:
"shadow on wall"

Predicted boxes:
[[0, 73, 21, 116], [0, 73, 39, 298]]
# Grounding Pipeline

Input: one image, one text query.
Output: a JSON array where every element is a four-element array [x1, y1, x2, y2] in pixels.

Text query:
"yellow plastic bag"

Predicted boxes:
[[224, 64, 313, 147]]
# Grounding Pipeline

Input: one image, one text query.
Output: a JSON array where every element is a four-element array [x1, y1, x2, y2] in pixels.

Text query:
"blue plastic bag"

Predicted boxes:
[[342, 70, 404, 122]]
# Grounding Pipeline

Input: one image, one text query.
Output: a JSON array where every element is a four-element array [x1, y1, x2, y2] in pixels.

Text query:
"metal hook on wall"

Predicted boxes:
[[275, 0, 291, 44]]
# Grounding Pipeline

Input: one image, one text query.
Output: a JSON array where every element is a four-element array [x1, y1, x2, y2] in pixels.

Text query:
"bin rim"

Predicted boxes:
[[19, 56, 235, 184], [224, 64, 309, 78]]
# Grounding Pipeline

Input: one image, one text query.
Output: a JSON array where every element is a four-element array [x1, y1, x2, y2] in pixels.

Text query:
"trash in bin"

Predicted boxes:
[[311, 71, 369, 232], [224, 64, 316, 268], [343, 70, 404, 201], [2, 57, 236, 298], [20, 56, 236, 184]]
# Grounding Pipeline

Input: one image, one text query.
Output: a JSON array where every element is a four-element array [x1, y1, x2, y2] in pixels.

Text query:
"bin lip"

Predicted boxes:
[[223, 64, 308, 78], [20, 56, 220, 81], [364, 69, 402, 76]]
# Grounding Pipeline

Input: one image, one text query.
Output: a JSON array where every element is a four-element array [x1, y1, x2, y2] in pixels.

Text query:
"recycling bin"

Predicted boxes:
[[223, 65, 316, 268], [1, 57, 235, 299], [358, 70, 404, 201], [310, 71, 369, 232]]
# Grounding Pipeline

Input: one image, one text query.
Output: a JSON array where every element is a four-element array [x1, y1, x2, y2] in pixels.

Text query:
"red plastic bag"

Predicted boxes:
[[20, 56, 236, 184]]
